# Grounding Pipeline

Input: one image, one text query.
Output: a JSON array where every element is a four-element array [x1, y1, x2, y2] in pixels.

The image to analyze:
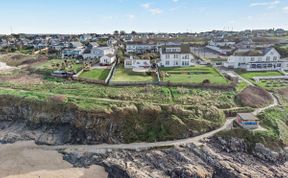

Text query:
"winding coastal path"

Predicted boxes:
[[49, 118, 235, 153], [47, 71, 280, 153]]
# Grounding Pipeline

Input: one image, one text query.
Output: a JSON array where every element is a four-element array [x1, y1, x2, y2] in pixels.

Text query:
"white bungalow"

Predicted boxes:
[[100, 54, 116, 65], [159, 45, 195, 67], [224, 48, 288, 71]]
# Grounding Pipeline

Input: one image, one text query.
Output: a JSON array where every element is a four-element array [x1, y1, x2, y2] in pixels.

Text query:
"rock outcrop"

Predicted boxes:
[[211, 137, 288, 163], [0, 94, 224, 145], [62, 143, 288, 178]]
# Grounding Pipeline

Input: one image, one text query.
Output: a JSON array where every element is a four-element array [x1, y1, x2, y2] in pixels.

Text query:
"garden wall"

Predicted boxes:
[[105, 62, 117, 84], [72, 78, 106, 85]]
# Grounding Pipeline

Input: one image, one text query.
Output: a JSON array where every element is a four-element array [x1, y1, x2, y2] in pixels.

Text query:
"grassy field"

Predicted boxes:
[[161, 66, 229, 84], [0, 79, 236, 109], [79, 69, 110, 81], [112, 66, 156, 82], [34, 59, 83, 73]]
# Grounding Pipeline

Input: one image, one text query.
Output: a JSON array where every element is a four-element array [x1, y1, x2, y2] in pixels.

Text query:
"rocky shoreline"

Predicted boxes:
[[0, 94, 287, 177], [61, 139, 288, 178]]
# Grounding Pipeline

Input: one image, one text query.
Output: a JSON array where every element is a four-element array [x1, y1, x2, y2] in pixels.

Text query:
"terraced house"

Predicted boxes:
[[126, 41, 158, 54], [224, 48, 288, 71], [159, 45, 195, 67]]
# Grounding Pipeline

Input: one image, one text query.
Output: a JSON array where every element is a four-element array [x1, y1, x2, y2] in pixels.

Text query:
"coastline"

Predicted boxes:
[[0, 141, 108, 178]]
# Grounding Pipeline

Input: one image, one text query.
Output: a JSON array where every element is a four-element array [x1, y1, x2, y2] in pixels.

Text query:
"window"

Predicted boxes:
[[251, 57, 255, 62], [182, 61, 189, 66], [266, 56, 270, 61], [165, 61, 170, 66], [174, 61, 179, 66], [174, 54, 179, 59], [166, 54, 170, 59], [273, 56, 278, 61], [126, 60, 132, 66]]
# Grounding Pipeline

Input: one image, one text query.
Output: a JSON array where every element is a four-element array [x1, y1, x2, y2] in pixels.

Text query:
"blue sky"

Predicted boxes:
[[0, 0, 287, 34]]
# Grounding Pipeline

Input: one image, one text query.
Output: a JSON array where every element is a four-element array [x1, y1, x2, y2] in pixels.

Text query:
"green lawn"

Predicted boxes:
[[112, 67, 156, 82], [238, 71, 283, 80], [79, 69, 110, 81], [161, 66, 229, 84], [237, 71, 285, 89]]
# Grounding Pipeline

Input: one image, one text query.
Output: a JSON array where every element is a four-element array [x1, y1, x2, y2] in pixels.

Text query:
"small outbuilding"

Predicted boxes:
[[236, 113, 259, 129]]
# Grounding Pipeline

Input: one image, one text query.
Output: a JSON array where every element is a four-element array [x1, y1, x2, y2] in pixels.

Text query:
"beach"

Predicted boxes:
[[0, 141, 108, 178]]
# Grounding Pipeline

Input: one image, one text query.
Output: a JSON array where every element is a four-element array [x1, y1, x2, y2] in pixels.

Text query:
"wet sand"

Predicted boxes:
[[0, 141, 108, 178]]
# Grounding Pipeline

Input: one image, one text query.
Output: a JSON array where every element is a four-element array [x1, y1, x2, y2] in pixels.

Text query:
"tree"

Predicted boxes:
[[202, 79, 211, 85], [120, 30, 126, 36], [113, 30, 119, 36], [131, 31, 137, 35]]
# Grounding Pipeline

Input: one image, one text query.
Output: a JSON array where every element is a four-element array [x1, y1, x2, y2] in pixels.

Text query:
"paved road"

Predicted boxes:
[[48, 118, 235, 153]]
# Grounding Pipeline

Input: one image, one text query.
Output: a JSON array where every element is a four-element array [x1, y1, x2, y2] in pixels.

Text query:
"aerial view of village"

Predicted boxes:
[[0, 0, 288, 178]]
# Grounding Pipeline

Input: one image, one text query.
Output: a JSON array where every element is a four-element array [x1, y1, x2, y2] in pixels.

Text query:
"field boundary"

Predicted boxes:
[[105, 62, 117, 84], [109, 80, 236, 90]]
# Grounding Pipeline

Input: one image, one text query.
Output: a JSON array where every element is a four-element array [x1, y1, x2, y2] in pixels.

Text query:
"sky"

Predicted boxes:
[[0, 0, 288, 34]]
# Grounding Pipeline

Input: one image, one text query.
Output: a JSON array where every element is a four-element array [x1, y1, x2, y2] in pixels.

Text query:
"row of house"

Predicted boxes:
[[124, 39, 288, 72], [124, 44, 195, 69]]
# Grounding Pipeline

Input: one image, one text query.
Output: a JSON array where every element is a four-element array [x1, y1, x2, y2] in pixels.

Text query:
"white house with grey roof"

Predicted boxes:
[[159, 45, 195, 67], [82, 46, 115, 60], [224, 48, 288, 71]]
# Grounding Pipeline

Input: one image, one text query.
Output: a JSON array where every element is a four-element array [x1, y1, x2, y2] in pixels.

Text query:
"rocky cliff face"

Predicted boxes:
[[0, 95, 224, 145], [212, 137, 288, 163], [62, 143, 288, 178]]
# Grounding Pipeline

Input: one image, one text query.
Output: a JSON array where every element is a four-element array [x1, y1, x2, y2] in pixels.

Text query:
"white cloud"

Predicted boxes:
[[250, 0, 280, 8], [284, 6, 288, 13], [127, 14, 135, 20], [142, 3, 151, 9], [141, 3, 162, 15]]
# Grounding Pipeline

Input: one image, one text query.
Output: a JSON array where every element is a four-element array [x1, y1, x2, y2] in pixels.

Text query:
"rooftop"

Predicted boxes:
[[233, 48, 274, 57], [161, 45, 191, 54], [238, 113, 259, 121]]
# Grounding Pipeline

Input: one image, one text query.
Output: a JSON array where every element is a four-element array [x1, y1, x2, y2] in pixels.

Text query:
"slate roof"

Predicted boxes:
[[161, 45, 191, 54], [233, 48, 274, 57], [238, 113, 259, 121]]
